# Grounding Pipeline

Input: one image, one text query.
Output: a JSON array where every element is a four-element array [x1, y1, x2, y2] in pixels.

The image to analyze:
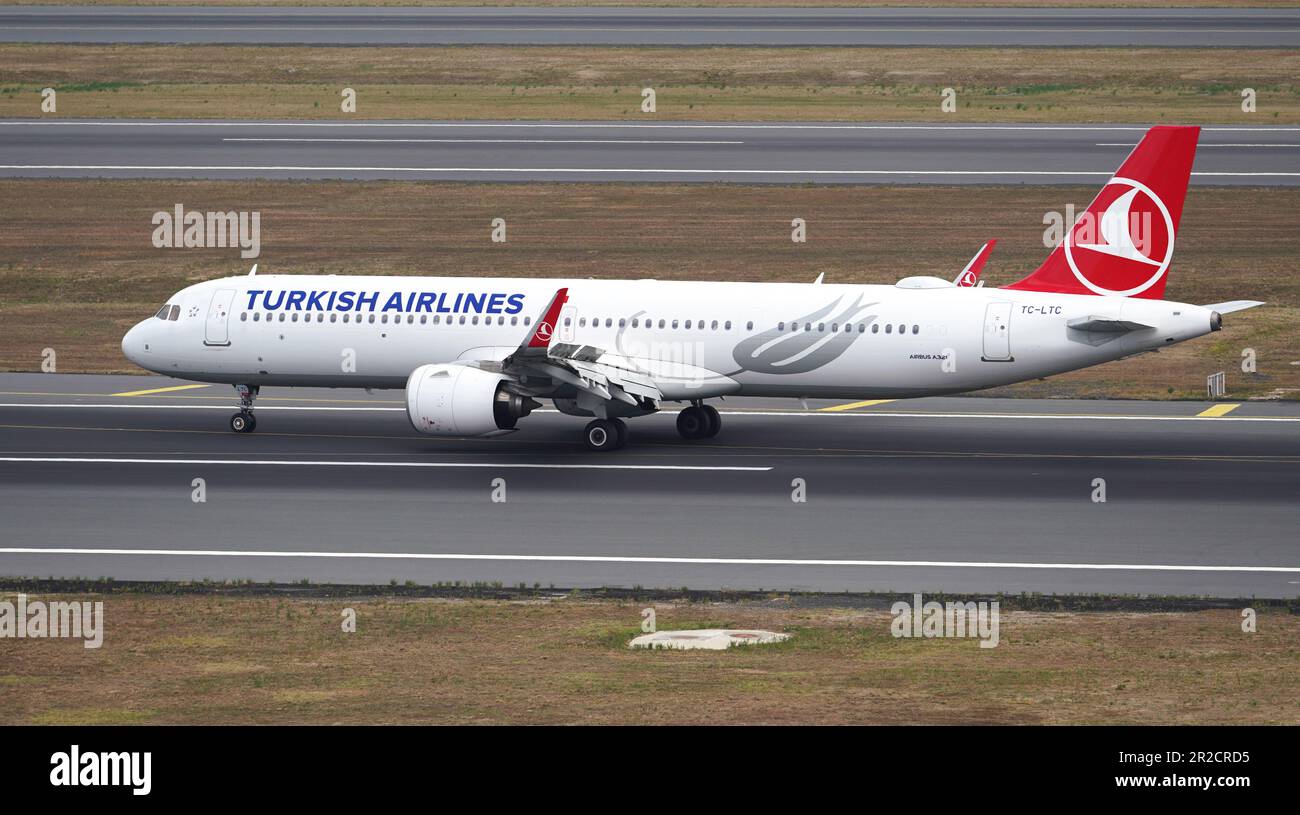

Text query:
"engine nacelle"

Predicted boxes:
[[405, 364, 537, 436]]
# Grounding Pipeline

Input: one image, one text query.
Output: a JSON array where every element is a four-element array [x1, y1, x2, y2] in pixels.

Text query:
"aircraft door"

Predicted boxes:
[[205, 288, 236, 346], [982, 301, 1012, 361]]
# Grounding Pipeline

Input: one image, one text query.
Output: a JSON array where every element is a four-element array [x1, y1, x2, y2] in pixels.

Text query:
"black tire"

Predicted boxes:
[[676, 406, 708, 440], [611, 418, 629, 449], [702, 405, 721, 438], [230, 412, 253, 433], [584, 419, 618, 452]]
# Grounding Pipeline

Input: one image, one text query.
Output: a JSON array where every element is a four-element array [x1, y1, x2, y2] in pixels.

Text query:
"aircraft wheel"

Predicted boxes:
[[676, 406, 709, 440], [584, 419, 618, 452], [702, 405, 721, 438], [611, 418, 629, 449], [230, 411, 256, 433]]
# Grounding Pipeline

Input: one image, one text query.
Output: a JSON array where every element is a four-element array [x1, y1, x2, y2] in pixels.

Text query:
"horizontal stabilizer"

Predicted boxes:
[[1067, 315, 1156, 333], [1203, 299, 1265, 315]]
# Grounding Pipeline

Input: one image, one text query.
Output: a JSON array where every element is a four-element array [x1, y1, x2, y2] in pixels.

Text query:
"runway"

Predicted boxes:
[[1, 372, 1297, 598], [1, 6, 1298, 47], [2, 120, 1298, 184]]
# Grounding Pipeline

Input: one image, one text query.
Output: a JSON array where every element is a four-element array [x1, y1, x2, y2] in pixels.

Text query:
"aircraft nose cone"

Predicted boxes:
[[121, 322, 148, 366]]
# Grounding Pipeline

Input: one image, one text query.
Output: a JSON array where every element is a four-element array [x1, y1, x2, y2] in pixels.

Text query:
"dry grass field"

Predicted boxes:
[[1, 179, 1295, 399], [1, 594, 1296, 725], [1, 45, 1296, 122]]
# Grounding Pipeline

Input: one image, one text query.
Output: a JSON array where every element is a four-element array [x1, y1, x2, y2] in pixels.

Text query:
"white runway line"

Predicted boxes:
[[221, 138, 745, 145], [3, 121, 1298, 133], [1, 547, 1296, 573], [0, 456, 771, 472], [3, 165, 1294, 179], [4, 403, 1299, 422]]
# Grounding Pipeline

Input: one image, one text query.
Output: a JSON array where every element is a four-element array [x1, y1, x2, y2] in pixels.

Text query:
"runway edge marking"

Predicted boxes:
[[1, 548, 1296, 573]]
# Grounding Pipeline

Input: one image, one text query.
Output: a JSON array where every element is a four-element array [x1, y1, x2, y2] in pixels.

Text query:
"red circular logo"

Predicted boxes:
[[1064, 177, 1174, 297]]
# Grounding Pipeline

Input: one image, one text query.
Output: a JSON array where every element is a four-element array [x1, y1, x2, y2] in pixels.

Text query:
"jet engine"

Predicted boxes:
[[405, 364, 538, 436]]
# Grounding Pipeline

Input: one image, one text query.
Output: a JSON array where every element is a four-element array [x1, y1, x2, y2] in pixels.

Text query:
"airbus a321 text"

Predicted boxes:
[[122, 126, 1261, 451]]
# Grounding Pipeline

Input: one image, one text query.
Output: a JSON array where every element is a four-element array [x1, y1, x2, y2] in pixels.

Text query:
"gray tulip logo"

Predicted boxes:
[[728, 295, 878, 376]]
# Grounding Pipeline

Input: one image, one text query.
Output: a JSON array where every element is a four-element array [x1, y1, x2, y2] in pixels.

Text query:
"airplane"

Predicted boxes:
[[122, 125, 1262, 451]]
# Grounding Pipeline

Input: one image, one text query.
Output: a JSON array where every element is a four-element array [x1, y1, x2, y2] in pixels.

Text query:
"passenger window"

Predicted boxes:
[[279, 313, 286, 322], [672, 320, 679, 329], [240, 312, 247, 321], [912, 325, 919, 334], [898, 324, 905, 334], [684, 320, 692, 329], [619, 318, 626, 328], [253, 313, 261, 322], [472, 316, 479, 325], [511, 316, 518, 326], [631, 318, 639, 328], [858, 323, 865, 333], [658, 319, 666, 329], [524, 317, 531, 326], [872, 323, 879, 334], [579, 318, 587, 327], [747, 321, 754, 330], [725, 321, 732, 330], [818, 323, 825, 332], [711, 320, 718, 330]]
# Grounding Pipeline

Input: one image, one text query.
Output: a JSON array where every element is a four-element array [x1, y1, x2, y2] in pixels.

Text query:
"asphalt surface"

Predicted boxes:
[[2, 120, 1298, 184], [1, 6, 1297, 47], [1, 372, 1297, 598]]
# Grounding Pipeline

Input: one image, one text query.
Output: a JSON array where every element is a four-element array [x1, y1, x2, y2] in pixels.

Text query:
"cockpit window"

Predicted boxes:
[[169, 305, 180, 321], [156, 305, 170, 320]]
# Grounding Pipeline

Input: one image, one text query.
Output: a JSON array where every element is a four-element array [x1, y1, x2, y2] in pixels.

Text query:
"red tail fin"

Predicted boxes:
[[1004, 125, 1198, 300]]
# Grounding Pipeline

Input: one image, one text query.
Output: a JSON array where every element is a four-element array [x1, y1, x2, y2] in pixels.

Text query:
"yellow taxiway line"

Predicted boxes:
[[818, 399, 896, 413], [1196, 403, 1241, 418], [111, 384, 212, 398]]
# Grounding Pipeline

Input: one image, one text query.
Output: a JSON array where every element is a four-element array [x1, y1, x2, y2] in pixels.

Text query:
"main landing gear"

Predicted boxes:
[[230, 384, 259, 433], [676, 402, 721, 441], [583, 417, 629, 452]]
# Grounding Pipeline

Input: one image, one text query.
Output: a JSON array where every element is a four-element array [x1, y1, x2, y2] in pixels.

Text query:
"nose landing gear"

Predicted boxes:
[[230, 384, 259, 433]]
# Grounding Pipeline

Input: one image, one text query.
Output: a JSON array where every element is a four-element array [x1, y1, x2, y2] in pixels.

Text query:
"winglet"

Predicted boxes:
[[954, 240, 996, 287], [524, 287, 569, 349]]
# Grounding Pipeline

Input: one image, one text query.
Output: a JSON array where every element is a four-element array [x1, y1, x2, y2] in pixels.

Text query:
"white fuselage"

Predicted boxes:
[[122, 274, 1218, 400]]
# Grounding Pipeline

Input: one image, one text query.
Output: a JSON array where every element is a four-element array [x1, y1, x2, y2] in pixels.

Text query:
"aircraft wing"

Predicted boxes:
[[501, 288, 663, 410]]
